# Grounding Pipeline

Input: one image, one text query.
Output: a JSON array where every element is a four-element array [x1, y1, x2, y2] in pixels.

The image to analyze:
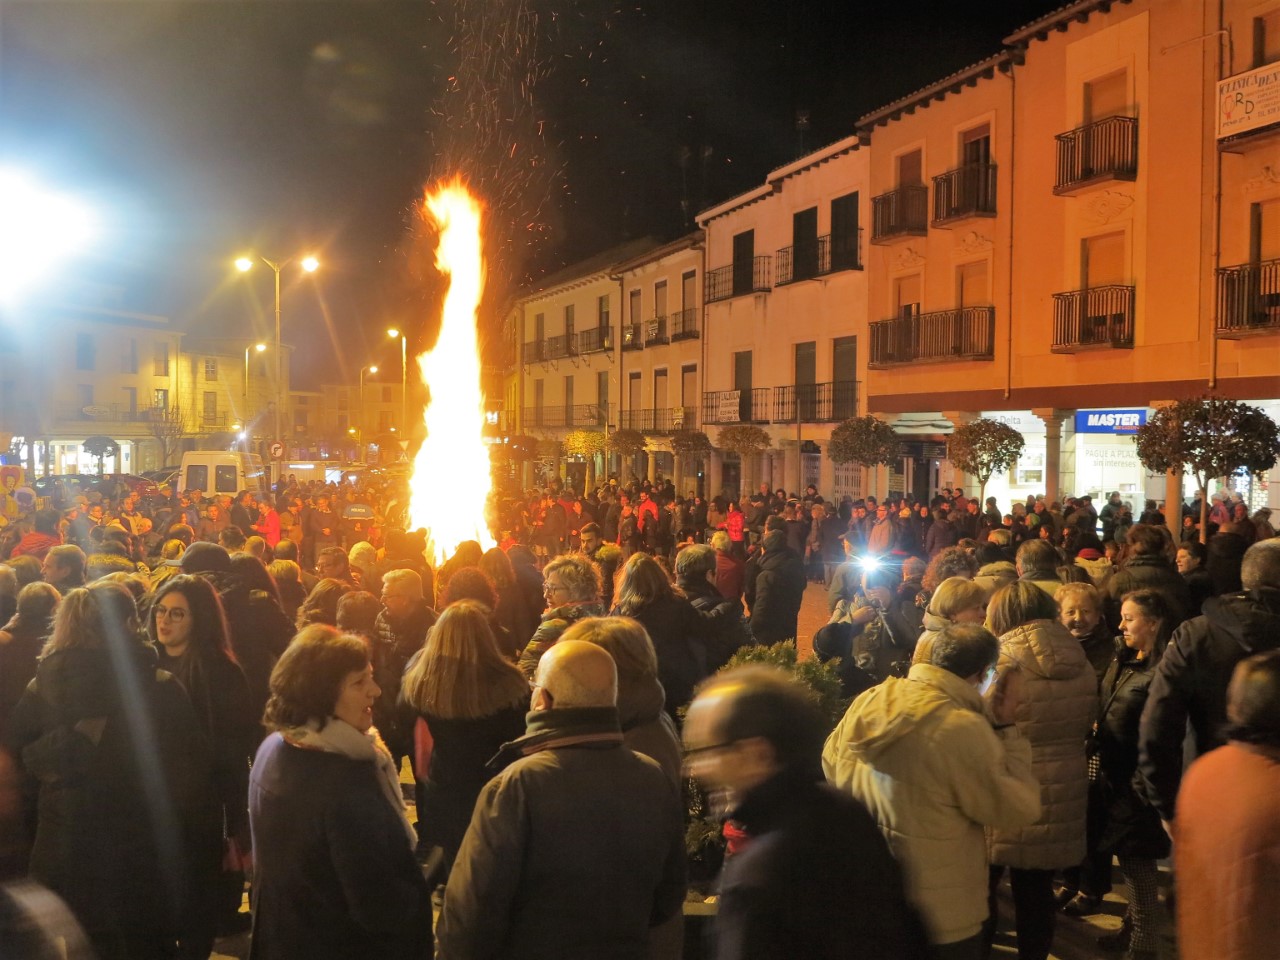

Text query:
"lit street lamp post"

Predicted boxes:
[[359, 364, 378, 458], [235, 254, 319, 446], [243, 342, 266, 426], [387, 328, 407, 436]]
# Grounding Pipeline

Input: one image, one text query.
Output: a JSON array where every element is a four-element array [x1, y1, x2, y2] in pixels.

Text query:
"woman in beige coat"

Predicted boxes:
[[983, 582, 1098, 960]]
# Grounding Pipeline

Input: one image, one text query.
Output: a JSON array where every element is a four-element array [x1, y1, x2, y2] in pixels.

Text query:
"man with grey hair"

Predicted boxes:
[[374, 567, 437, 774], [675, 544, 750, 671], [823, 623, 1041, 956], [1139, 538, 1280, 827], [438, 640, 685, 959]]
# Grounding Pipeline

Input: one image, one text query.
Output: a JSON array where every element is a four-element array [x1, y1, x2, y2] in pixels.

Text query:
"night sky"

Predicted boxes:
[[0, 0, 1062, 386]]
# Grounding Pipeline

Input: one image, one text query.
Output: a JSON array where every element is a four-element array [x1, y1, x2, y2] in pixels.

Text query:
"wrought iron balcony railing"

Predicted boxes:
[[643, 316, 669, 346], [521, 340, 544, 364], [1217, 258, 1280, 338], [1051, 285, 1135, 352], [621, 323, 644, 351], [543, 333, 576, 360], [1054, 116, 1138, 194], [521, 403, 612, 429], [705, 256, 773, 303], [701, 387, 771, 425], [771, 381, 859, 422], [619, 406, 697, 433], [871, 185, 928, 243], [868, 307, 997, 367], [932, 162, 997, 225], [577, 326, 614, 354], [777, 234, 863, 283], [669, 307, 700, 340]]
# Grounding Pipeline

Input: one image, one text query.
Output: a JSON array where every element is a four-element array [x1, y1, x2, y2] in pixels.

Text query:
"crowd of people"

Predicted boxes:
[[0, 467, 1275, 960]]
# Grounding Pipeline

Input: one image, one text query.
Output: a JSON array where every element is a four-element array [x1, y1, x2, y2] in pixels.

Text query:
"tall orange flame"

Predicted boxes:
[[408, 179, 496, 567]]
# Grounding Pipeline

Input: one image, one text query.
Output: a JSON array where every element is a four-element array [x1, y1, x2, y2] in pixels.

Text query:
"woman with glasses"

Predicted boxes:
[[149, 574, 259, 954], [516, 555, 604, 680], [6, 580, 213, 960]]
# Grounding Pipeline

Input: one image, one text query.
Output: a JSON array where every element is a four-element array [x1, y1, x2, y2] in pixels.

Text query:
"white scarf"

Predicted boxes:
[[283, 719, 417, 848]]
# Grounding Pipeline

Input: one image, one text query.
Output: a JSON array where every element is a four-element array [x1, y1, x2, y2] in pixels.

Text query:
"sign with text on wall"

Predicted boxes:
[[1218, 62, 1280, 140], [1074, 409, 1147, 434]]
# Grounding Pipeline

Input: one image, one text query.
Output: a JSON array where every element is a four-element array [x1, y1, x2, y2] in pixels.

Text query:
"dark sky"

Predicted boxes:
[[0, 0, 1062, 386]]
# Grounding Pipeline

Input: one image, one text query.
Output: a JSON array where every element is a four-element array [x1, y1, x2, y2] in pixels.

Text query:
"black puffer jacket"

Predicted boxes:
[[616, 594, 736, 716], [749, 546, 807, 645], [678, 578, 751, 672], [1138, 586, 1280, 820], [1093, 643, 1169, 859], [5, 643, 214, 946]]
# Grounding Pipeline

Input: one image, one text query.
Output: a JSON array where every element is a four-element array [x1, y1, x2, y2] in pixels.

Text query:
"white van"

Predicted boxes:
[[178, 451, 270, 498]]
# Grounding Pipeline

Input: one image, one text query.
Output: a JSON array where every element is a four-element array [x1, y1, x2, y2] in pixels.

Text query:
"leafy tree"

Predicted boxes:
[[606, 428, 646, 457], [670, 429, 712, 459], [716, 424, 771, 459], [947, 417, 1026, 504], [827, 416, 900, 467], [82, 435, 119, 475], [562, 429, 606, 458], [1134, 397, 1280, 543]]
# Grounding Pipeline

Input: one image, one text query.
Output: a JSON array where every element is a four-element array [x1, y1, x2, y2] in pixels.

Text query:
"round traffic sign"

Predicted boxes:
[[269, 441, 285, 459]]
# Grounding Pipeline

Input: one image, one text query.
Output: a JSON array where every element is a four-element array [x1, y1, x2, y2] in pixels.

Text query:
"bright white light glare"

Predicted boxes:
[[0, 169, 96, 301], [235, 257, 254, 272], [300, 256, 319, 272], [860, 555, 880, 571]]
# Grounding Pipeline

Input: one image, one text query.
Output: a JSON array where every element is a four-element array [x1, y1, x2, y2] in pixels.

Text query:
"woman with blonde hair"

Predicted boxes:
[[401, 601, 529, 870], [516, 554, 604, 679], [914, 576, 989, 665]]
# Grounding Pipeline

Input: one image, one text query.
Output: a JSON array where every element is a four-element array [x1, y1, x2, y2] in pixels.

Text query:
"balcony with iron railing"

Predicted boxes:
[[871, 185, 928, 243], [54, 403, 168, 424], [619, 406, 697, 433], [643, 316, 669, 346], [775, 231, 865, 285], [771, 381, 859, 422], [521, 403, 612, 429], [1051, 285, 1135, 352], [932, 163, 997, 226], [701, 387, 772, 425], [521, 340, 545, 364], [621, 322, 644, 351], [1054, 116, 1138, 194], [705, 256, 773, 303], [1217, 258, 1280, 338], [577, 326, 614, 354], [868, 307, 997, 367], [669, 307, 700, 341], [543, 332, 577, 360]]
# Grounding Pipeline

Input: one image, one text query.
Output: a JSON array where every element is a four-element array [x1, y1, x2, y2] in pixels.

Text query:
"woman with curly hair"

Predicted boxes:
[[516, 554, 604, 680]]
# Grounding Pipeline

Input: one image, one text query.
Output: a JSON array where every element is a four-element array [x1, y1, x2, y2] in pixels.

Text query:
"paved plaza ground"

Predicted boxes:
[[212, 581, 1159, 960]]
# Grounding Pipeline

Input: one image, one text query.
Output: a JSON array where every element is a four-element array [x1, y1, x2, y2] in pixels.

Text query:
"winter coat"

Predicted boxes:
[[866, 517, 897, 555], [973, 561, 1016, 597], [617, 593, 733, 716], [8, 531, 60, 561], [248, 732, 432, 960], [1137, 586, 1280, 820], [417, 703, 528, 868], [0, 618, 47, 739], [1092, 644, 1169, 859], [1074, 556, 1114, 590], [1105, 554, 1193, 630], [749, 546, 806, 645], [680, 578, 752, 672], [1019, 571, 1062, 601], [716, 772, 933, 960], [987, 619, 1097, 870], [715, 551, 745, 606], [912, 607, 951, 667], [924, 518, 957, 558], [1183, 567, 1213, 617], [5, 643, 215, 947], [517, 601, 607, 680], [1206, 531, 1249, 596], [436, 706, 685, 960], [372, 601, 438, 758], [1174, 742, 1280, 960], [822, 663, 1040, 945]]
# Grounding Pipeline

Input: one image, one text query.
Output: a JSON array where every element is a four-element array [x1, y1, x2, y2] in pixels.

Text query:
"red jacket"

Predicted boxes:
[[10, 531, 61, 561], [723, 509, 746, 542]]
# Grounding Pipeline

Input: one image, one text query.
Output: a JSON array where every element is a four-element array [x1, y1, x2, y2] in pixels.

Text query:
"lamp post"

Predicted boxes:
[[387, 328, 407, 435], [359, 364, 378, 458], [235, 254, 319, 445], [243, 342, 267, 425]]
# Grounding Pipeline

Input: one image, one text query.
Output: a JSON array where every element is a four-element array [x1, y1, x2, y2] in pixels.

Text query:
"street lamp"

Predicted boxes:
[[235, 254, 319, 444], [359, 364, 378, 458], [387, 328, 407, 434], [244, 342, 267, 422]]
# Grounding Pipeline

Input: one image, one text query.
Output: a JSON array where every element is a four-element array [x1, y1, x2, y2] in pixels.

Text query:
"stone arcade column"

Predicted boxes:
[[1031, 408, 1073, 506]]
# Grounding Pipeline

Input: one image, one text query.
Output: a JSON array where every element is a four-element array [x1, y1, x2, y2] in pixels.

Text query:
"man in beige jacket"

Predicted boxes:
[[822, 623, 1041, 960]]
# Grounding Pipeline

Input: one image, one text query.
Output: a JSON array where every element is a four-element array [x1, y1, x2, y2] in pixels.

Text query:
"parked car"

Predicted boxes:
[[32, 473, 160, 506]]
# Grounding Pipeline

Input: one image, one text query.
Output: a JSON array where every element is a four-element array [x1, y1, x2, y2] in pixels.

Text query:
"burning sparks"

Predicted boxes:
[[408, 179, 495, 567]]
